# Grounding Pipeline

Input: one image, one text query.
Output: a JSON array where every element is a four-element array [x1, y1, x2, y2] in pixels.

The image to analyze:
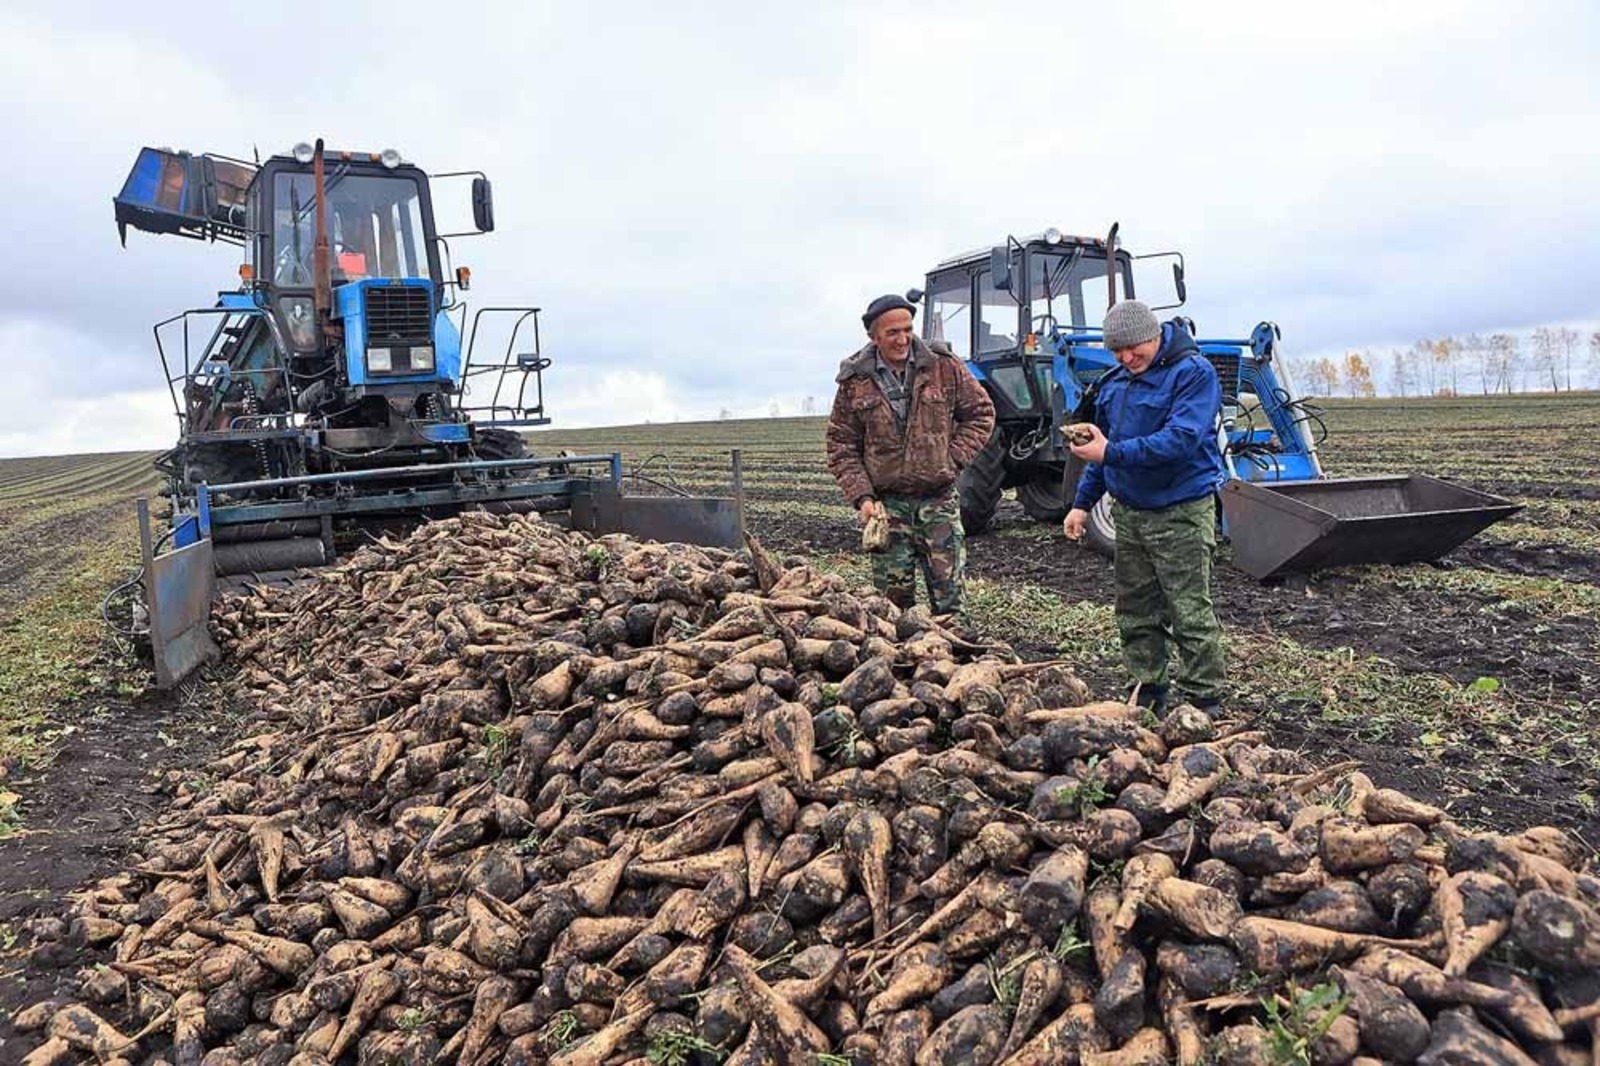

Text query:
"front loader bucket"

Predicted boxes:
[[1220, 475, 1520, 580]]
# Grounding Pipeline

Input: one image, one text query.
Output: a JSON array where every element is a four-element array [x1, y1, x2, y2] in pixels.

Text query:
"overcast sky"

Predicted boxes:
[[1, 0, 1595, 455]]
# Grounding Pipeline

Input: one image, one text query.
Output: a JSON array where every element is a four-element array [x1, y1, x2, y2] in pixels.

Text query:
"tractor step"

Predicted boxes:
[[1220, 475, 1521, 580]]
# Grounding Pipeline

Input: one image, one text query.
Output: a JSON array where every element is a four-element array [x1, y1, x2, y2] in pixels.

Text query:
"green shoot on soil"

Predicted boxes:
[[1260, 981, 1353, 1066]]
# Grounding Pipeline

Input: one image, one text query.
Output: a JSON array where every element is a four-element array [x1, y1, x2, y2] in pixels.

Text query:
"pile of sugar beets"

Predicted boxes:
[[13, 511, 1599, 1066]]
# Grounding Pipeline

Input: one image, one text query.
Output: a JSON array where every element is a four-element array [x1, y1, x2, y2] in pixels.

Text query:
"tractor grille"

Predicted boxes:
[[1203, 350, 1244, 399], [365, 285, 433, 347]]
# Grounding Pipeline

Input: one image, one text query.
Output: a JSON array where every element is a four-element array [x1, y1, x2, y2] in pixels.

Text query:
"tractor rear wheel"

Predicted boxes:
[[958, 430, 1005, 534], [1018, 469, 1070, 523], [476, 427, 529, 461]]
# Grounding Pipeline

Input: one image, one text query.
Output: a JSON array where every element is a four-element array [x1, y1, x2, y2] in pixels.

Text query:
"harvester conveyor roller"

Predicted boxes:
[[212, 518, 322, 543], [213, 537, 328, 574]]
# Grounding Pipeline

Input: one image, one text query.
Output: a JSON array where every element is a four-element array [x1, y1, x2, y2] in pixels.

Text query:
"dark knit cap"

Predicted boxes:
[[1103, 300, 1161, 351], [862, 294, 917, 331]]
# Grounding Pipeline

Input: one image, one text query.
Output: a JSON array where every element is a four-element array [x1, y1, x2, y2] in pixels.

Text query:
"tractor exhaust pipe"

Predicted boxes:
[[1104, 221, 1120, 309], [312, 138, 332, 329]]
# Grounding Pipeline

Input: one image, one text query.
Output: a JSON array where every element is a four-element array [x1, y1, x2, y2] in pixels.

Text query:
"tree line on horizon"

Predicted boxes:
[[1287, 326, 1599, 399], [736, 327, 1599, 419]]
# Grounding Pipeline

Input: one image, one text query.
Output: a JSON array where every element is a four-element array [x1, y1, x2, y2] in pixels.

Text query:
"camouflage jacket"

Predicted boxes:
[[825, 337, 996, 507]]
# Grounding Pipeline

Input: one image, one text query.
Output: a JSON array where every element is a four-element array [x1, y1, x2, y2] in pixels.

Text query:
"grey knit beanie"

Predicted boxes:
[[1103, 300, 1161, 351]]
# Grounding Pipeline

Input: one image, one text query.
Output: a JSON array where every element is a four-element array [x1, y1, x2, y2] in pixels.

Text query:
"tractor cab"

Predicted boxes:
[[113, 143, 540, 471], [262, 158, 439, 289], [921, 230, 1175, 424], [246, 150, 460, 417]]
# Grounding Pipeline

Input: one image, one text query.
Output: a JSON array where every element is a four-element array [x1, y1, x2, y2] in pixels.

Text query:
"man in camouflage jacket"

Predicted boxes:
[[825, 294, 996, 613]]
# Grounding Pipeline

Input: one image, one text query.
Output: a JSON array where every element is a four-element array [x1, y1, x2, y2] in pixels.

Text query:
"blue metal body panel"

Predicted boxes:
[[173, 515, 202, 548], [336, 279, 455, 387], [121, 148, 171, 204], [420, 423, 470, 443], [435, 308, 462, 377]]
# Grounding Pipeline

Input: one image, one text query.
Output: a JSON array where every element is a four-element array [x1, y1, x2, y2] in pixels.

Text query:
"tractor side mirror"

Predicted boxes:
[[905, 287, 924, 305], [471, 177, 495, 233], [988, 246, 1013, 291], [1132, 250, 1187, 311]]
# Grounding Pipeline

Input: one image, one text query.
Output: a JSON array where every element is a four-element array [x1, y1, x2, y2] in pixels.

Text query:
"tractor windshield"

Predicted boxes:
[[1028, 249, 1114, 330], [925, 272, 972, 357], [271, 172, 430, 287], [922, 270, 1021, 359]]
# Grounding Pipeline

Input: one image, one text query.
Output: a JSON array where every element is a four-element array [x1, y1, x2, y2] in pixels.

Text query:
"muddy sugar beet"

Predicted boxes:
[[11, 510, 1598, 1065]]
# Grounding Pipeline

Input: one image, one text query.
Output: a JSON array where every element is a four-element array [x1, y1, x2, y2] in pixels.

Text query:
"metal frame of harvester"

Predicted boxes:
[[114, 139, 745, 687]]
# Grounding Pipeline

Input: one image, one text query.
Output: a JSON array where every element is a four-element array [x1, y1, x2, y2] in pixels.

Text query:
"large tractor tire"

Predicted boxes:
[[958, 431, 1006, 534], [1062, 462, 1118, 558], [1018, 468, 1070, 524], [476, 427, 530, 461], [1084, 494, 1117, 557]]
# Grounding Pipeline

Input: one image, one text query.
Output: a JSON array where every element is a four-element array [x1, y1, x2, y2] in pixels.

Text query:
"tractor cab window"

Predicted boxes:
[[975, 269, 1020, 354], [1028, 250, 1113, 331], [271, 172, 429, 287], [924, 272, 971, 358]]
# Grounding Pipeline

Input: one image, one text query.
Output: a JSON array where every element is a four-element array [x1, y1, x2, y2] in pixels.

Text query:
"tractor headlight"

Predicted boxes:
[[1043, 227, 1063, 245], [380, 148, 402, 169], [367, 347, 393, 373], [292, 142, 315, 164], [411, 345, 435, 370]]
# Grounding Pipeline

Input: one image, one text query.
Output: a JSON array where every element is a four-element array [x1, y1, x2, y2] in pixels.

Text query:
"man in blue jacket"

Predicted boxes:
[[1063, 300, 1226, 716]]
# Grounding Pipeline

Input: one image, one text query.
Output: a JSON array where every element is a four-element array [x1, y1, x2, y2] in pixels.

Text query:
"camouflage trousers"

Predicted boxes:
[[1112, 494, 1226, 702], [869, 488, 967, 614]]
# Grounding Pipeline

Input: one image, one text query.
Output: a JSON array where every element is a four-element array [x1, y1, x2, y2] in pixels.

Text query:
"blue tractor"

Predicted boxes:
[[114, 140, 743, 684], [916, 225, 1518, 577]]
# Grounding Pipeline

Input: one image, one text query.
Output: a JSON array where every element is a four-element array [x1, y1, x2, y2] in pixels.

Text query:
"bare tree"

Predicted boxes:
[[1460, 333, 1492, 395], [1531, 327, 1559, 391], [768, 401, 781, 418], [801, 395, 817, 416], [1489, 333, 1520, 394], [1554, 326, 1581, 391], [1432, 337, 1460, 395], [1591, 331, 1600, 388], [1387, 349, 1415, 397], [1413, 341, 1438, 395], [718, 407, 732, 420]]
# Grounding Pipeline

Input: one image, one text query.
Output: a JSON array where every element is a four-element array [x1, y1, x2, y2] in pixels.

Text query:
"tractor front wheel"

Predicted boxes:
[[958, 430, 1006, 534], [1063, 462, 1118, 558], [1083, 494, 1117, 557], [476, 427, 529, 462], [1018, 470, 1070, 523]]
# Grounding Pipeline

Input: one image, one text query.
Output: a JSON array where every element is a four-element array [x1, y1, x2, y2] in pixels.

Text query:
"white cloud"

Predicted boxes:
[[1, 0, 1597, 453], [0, 388, 174, 458]]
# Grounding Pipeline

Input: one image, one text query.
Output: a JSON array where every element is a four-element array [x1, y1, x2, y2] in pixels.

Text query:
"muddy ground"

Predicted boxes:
[[0, 680, 242, 1054]]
